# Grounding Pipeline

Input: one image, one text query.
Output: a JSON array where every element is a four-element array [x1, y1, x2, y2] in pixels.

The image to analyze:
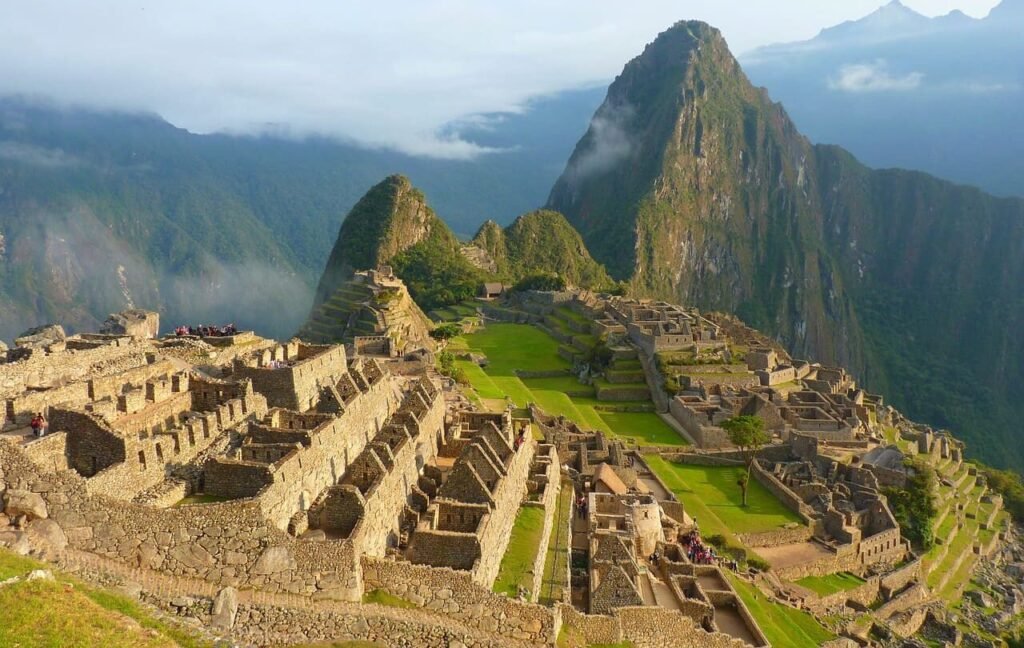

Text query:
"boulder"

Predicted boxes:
[[27, 518, 67, 552], [100, 310, 160, 339], [14, 324, 66, 351], [252, 546, 296, 575], [210, 586, 238, 630], [3, 489, 48, 520]]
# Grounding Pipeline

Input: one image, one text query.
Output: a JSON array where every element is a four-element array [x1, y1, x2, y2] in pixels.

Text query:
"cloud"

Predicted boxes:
[[0, 141, 81, 168], [0, 1, 995, 157], [828, 60, 924, 92], [566, 102, 635, 180]]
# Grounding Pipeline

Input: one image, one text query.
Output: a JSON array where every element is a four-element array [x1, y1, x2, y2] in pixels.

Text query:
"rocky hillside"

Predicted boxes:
[[308, 176, 614, 325], [548, 21, 1024, 470], [469, 210, 612, 288]]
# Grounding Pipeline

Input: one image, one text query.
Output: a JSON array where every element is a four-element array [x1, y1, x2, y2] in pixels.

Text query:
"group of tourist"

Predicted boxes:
[[173, 323, 238, 337], [575, 494, 588, 519], [681, 529, 718, 565], [29, 412, 48, 438]]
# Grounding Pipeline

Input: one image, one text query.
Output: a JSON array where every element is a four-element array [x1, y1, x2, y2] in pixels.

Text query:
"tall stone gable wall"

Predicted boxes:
[[232, 344, 348, 411], [473, 438, 537, 586], [255, 375, 400, 529], [353, 388, 444, 556]]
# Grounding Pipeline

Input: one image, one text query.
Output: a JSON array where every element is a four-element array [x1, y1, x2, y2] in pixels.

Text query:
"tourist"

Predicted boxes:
[[31, 412, 47, 438]]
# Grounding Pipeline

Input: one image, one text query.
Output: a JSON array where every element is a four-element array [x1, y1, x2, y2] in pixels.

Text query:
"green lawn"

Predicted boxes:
[[728, 573, 835, 648], [454, 324, 688, 447], [645, 456, 802, 536], [795, 572, 866, 596], [539, 483, 573, 605], [493, 506, 547, 597]]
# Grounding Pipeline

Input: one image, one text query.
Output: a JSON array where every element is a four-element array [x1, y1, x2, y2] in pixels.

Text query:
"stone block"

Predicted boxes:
[[26, 518, 67, 551], [211, 586, 239, 630], [3, 489, 48, 520], [253, 546, 296, 575]]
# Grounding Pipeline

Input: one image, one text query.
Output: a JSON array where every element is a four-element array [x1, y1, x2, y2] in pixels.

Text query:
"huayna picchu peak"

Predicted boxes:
[[549, 19, 1024, 472]]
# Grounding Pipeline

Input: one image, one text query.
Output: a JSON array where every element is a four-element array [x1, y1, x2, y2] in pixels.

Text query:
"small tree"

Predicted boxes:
[[721, 415, 769, 507]]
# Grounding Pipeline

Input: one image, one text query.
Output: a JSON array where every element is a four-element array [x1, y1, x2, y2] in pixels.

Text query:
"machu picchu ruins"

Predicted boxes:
[[1, 272, 1019, 648]]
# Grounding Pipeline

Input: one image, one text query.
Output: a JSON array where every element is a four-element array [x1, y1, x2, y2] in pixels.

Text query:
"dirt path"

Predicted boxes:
[[756, 541, 833, 571]]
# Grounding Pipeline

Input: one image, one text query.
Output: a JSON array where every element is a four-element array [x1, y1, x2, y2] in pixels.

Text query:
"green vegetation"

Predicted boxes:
[[720, 415, 769, 507], [514, 271, 567, 292], [979, 464, 1024, 523], [361, 589, 416, 609], [474, 210, 613, 290], [727, 573, 835, 648], [645, 456, 802, 536], [450, 323, 686, 447], [493, 506, 547, 597], [882, 459, 938, 550], [430, 322, 462, 340], [0, 547, 207, 648], [392, 225, 484, 311], [795, 572, 866, 596]]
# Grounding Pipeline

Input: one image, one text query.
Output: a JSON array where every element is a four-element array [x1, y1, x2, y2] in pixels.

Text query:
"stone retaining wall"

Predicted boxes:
[[22, 432, 69, 472], [0, 440, 363, 601], [361, 557, 557, 644]]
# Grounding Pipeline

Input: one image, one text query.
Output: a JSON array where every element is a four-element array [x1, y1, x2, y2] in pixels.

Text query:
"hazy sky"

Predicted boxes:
[[0, 0, 1001, 157]]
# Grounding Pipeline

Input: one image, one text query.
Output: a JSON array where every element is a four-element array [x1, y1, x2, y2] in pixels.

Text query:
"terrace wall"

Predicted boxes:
[[0, 441, 362, 601]]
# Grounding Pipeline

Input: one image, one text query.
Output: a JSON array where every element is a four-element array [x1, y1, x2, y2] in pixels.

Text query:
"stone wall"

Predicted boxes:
[[879, 557, 922, 598], [750, 459, 816, 522], [21, 431, 69, 472], [346, 385, 444, 556], [473, 437, 536, 586], [361, 557, 558, 644], [0, 441, 363, 601], [206, 373, 400, 530], [232, 343, 349, 411], [526, 450, 561, 601]]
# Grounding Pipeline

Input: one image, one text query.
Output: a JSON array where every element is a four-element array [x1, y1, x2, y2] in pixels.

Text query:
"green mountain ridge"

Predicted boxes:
[[305, 176, 612, 332], [548, 21, 1024, 470]]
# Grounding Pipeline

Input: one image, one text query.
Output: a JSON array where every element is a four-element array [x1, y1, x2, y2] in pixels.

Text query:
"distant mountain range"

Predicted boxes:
[[549, 20, 1024, 470], [0, 89, 603, 341], [741, 0, 1024, 198]]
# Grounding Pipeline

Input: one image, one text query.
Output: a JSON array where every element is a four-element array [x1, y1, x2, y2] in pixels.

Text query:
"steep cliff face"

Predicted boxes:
[[549, 21, 1024, 468]]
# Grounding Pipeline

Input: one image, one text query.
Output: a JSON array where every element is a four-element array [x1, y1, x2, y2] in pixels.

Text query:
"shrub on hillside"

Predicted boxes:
[[882, 459, 938, 550]]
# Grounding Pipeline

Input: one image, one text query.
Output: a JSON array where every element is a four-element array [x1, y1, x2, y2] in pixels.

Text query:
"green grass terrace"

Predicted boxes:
[[795, 572, 866, 597], [727, 573, 835, 648], [448, 323, 688, 447], [644, 456, 803, 538], [493, 505, 547, 598]]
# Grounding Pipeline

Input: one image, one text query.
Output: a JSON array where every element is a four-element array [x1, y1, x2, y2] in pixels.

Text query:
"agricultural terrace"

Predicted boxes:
[[493, 506, 547, 597], [795, 572, 866, 597], [727, 573, 835, 648], [644, 456, 803, 536], [448, 323, 687, 447]]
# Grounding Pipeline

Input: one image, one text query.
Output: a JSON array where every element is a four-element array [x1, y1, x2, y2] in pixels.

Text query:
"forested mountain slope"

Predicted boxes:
[[548, 21, 1024, 469]]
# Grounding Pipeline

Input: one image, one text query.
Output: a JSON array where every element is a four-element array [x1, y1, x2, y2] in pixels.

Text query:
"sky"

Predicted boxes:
[[0, 0, 1002, 157]]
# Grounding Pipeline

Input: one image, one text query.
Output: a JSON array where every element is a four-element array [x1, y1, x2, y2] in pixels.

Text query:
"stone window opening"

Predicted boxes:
[[155, 443, 164, 463], [172, 437, 180, 455], [138, 450, 147, 471]]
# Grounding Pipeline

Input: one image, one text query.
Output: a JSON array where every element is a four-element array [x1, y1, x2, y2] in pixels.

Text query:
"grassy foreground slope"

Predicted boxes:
[[0, 548, 206, 648]]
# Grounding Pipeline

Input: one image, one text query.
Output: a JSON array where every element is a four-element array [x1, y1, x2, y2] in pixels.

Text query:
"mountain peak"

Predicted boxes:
[[310, 174, 442, 308]]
